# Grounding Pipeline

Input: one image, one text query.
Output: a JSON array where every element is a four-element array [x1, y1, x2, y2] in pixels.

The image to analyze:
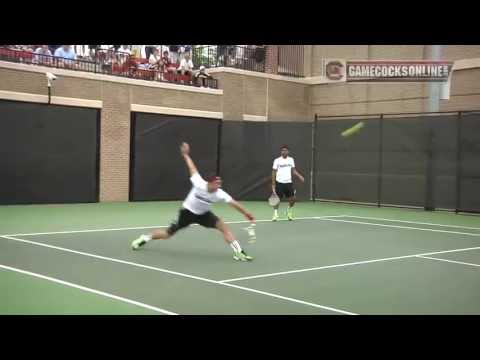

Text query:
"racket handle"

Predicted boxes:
[[247, 223, 256, 237]]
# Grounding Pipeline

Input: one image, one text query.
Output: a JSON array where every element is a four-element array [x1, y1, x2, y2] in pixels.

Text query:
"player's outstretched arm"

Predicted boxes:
[[180, 142, 198, 176], [229, 200, 255, 223], [293, 168, 305, 183], [271, 170, 277, 193]]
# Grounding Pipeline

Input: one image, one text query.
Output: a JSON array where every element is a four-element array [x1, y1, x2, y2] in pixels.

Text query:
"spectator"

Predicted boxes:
[[33, 45, 52, 65], [118, 45, 131, 55], [160, 50, 177, 74], [148, 48, 162, 80], [194, 66, 213, 87], [16, 45, 34, 64], [88, 45, 100, 60], [131, 45, 142, 58], [169, 45, 180, 64], [148, 48, 162, 69], [73, 45, 89, 59], [116, 45, 131, 65], [178, 52, 194, 82], [145, 45, 158, 61], [54, 45, 77, 68], [49, 45, 61, 54], [178, 46, 185, 61], [54, 45, 76, 60]]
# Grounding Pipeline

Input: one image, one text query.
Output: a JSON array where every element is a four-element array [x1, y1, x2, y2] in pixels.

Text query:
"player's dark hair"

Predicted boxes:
[[281, 145, 289, 150], [206, 173, 221, 183]]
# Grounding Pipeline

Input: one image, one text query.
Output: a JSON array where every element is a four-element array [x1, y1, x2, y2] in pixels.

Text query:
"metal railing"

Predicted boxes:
[[0, 47, 218, 89], [277, 45, 304, 77], [192, 45, 267, 73]]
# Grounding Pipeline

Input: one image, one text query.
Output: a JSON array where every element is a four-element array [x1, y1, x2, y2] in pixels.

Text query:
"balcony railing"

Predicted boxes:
[[0, 47, 218, 89], [192, 45, 305, 77], [193, 45, 267, 73]]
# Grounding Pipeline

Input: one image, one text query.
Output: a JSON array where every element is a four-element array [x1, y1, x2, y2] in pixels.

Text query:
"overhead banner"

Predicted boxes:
[[325, 60, 453, 82]]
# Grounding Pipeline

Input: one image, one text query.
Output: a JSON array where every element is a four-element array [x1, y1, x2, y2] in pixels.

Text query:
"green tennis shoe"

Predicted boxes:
[[287, 208, 294, 221], [233, 250, 253, 261]]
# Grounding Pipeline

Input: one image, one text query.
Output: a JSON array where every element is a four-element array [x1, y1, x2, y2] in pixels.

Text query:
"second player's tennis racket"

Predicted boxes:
[[268, 193, 280, 207]]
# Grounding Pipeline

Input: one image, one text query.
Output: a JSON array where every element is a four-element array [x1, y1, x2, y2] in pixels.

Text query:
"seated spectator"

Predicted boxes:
[[145, 45, 158, 61], [21, 45, 34, 52], [194, 66, 213, 87], [33, 45, 52, 65], [178, 46, 185, 61], [148, 48, 162, 80], [49, 45, 61, 54], [131, 45, 142, 58], [178, 52, 194, 77], [160, 50, 177, 74], [118, 45, 131, 55], [15, 45, 34, 63], [117, 45, 131, 65], [54, 45, 77, 68], [148, 48, 162, 69], [88, 45, 99, 60], [169, 45, 180, 64]]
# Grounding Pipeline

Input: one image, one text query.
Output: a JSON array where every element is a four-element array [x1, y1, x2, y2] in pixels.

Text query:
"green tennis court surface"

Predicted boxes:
[[1, 201, 479, 314]]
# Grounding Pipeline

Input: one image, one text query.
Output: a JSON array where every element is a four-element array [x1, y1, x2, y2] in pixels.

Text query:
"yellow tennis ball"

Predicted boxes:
[[341, 121, 364, 137]]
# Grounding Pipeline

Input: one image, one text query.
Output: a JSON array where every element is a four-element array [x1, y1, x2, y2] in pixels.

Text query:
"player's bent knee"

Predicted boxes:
[[215, 219, 225, 230], [166, 224, 180, 237]]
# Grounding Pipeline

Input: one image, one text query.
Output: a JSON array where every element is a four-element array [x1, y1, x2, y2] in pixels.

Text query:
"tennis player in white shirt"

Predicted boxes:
[[132, 142, 255, 262], [271, 145, 305, 221]]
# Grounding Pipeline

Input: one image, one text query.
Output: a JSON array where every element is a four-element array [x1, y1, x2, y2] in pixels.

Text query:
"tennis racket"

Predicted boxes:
[[244, 223, 256, 243], [268, 193, 280, 207]]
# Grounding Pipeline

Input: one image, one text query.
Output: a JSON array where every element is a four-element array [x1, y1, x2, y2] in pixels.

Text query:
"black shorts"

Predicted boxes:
[[275, 182, 295, 199], [167, 208, 219, 235]]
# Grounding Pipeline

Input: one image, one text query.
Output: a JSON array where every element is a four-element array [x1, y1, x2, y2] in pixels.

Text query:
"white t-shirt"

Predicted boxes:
[[149, 54, 160, 65], [119, 47, 131, 55], [182, 173, 233, 215], [273, 156, 295, 183], [179, 58, 194, 71]]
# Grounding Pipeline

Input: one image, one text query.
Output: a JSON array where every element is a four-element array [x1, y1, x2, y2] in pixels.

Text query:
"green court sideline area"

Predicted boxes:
[[1, 201, 479, 315]]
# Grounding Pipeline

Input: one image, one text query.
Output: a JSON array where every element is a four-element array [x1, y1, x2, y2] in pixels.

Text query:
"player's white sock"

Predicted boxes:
[[274, 209, 278, 216], [230, 240, 242, 253], [142, 234, 152, 242]]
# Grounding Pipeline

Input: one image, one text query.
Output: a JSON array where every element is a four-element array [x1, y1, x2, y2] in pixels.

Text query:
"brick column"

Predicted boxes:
[[265, 45, 278, 75], [99, 82, 131, 202]]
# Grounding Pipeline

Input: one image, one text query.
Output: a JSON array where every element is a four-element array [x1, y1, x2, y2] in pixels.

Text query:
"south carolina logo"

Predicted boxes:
[[326, 61, 345, 81]]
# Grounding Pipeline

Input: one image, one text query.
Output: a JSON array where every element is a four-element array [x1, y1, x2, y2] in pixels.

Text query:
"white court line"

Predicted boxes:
[[1, 215, 345, 237], [317, 218, 480, 237], [0, 235, 355, 315], [416, 255, 480, 268], [219, 246, 480, 283], [344, 215, 480, 231], [0, 264, 177, 315]]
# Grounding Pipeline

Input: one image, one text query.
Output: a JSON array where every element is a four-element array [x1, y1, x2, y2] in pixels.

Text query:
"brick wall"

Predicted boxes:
[[312, 68, 480, 117], [99, 82, 131, 202], [213, 71, 309, 121], [310, 45, 480, 117]]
